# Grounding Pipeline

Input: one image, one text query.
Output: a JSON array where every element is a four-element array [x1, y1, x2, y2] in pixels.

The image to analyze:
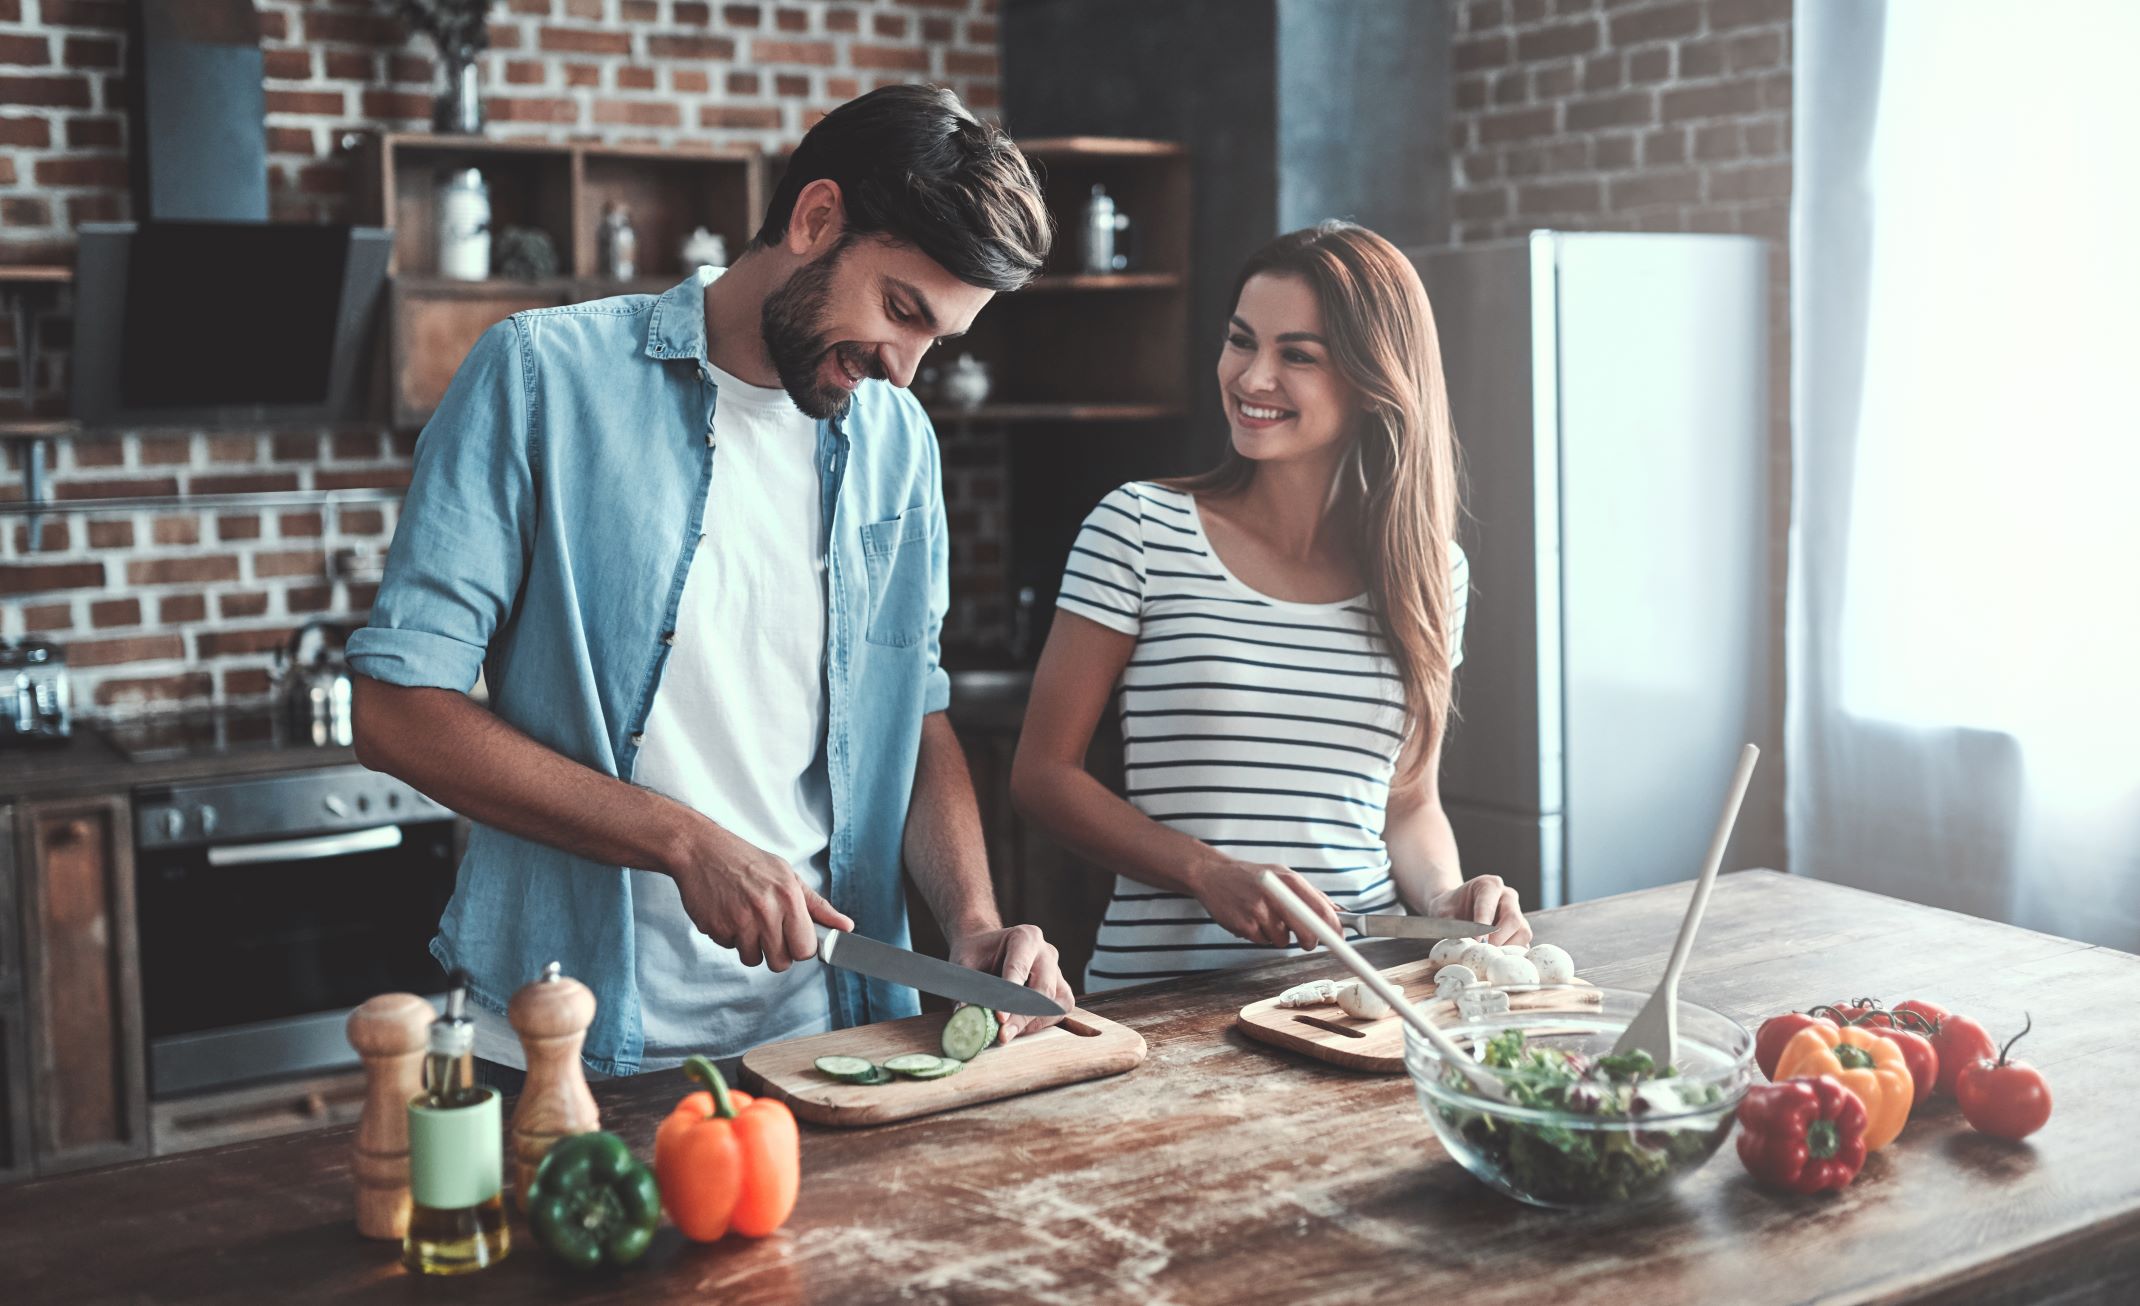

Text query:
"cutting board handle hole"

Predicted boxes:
[[1060, 1015, 1101, 1038], [1293, 1014, 1367, 1039]]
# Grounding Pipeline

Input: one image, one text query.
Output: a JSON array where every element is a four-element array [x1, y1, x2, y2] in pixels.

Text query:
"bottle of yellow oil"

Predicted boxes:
[[402, 974, 509, 1275]]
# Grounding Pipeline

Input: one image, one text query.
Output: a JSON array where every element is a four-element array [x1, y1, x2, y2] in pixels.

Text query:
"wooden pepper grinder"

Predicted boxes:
[[346, 992, 436, 1239], [507, 961, 600, 1209]]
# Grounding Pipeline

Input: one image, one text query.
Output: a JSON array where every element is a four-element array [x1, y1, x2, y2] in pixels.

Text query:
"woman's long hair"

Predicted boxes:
[[1173, 221, 1462, 775]]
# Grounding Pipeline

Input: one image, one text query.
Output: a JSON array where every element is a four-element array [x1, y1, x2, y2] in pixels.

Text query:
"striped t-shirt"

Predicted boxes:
[[1056, 482, 1469, 991]]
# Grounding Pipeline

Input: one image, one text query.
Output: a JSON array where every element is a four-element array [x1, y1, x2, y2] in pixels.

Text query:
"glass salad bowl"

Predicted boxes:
[[1402, 987, 1755, 1210]]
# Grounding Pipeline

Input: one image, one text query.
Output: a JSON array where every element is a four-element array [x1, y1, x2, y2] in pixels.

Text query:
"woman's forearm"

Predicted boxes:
[[1009, 756, 1230, 899], [1386, 797, 1463, 914]]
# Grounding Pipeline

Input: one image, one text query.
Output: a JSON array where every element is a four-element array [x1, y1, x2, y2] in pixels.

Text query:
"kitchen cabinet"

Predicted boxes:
[[0, 804, 33, 1183], [12, 794, 148, 1176], [351, 134, 761, 429]]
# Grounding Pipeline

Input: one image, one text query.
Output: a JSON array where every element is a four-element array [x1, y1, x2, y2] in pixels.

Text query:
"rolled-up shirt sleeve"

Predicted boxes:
[[920, 414, 952, 717], [347, 316, 534, 692]]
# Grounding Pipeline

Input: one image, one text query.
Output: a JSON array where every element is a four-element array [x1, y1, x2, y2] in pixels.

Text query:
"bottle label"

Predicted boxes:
[[407, 1088, 503, 1210]]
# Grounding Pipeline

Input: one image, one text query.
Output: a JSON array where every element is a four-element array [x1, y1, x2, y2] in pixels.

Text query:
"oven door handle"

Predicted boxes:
[[204, 824, 405, 867]]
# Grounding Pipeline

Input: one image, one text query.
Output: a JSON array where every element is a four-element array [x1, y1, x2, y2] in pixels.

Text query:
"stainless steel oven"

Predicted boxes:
[[132, 766, 458, 1097]]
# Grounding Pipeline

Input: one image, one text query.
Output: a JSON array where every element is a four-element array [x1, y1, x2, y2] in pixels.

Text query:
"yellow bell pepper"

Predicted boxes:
[[1775, 1023, 1913, 1149]]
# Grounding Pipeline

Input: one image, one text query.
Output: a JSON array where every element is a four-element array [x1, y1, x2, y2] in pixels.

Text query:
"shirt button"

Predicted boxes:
[[662, 632, 676, 646], [705, 431, 715, 447], [629, 732, 644, 746]]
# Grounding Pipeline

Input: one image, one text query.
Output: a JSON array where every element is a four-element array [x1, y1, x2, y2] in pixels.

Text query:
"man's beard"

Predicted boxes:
[[760, 238, 880, 420]]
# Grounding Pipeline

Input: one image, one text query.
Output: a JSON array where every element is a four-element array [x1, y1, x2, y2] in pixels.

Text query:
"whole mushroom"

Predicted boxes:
[[1455, 940, 1501, 976], [1428, 937, 1471, 965], [1525, 944, 1575, 985], [1482, 952, 1540, 987]]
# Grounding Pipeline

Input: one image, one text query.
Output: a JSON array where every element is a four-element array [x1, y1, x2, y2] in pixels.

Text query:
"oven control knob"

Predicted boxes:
[[324, 794, 350, 818], [197, 805, 219, 837], [161, 808, 185, 840]]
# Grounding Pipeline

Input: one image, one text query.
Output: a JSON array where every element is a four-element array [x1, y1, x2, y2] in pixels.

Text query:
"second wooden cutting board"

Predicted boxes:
[[740, 1008, 1147, 1127], [1235, 957, 1601, 1073]]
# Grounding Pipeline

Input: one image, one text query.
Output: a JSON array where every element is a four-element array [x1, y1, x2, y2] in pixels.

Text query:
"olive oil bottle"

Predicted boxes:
[[402, 975, 509, 1275]]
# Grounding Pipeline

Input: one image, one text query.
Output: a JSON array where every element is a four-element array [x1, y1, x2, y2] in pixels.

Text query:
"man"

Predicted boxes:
[[348, 85, 1072, 1082]]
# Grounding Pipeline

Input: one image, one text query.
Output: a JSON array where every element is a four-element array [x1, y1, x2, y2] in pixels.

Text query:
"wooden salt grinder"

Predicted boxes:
[[345, 992, 435, 1239], [508, 961, 600, 1209]]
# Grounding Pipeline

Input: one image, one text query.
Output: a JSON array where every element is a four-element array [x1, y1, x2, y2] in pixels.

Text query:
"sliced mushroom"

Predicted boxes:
[[1275, 979, 1340, 1008], [1335, 982, 1394, 1021], [1433, 963, 1479, 999], [1456, 986, 1513, 1021]]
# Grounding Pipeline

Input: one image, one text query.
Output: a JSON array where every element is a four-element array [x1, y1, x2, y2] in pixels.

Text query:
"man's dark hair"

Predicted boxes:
[[753, 84, 1053, 293]]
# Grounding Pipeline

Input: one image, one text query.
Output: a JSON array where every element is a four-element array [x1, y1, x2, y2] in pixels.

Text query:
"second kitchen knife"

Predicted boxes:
[[815, 926, 1066, 1018], [1334, 912, 1491, 940]]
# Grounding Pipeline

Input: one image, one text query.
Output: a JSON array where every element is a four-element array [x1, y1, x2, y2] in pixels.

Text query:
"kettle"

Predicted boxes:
[[273, 620, 354, 748]]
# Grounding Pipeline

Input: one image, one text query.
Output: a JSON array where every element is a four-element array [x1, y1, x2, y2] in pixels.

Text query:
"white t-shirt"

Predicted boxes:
[[473, 345, 836, 1072], [1056, 482, 1468, 991]]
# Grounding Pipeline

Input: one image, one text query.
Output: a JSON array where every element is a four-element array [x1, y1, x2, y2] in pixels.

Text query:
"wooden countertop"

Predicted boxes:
[[0, 728, 360, 802], [4, 870, 2136, 1304]]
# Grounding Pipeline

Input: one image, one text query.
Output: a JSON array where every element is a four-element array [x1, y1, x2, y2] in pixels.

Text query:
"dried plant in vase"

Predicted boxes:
[[384, 0, 498, 134]]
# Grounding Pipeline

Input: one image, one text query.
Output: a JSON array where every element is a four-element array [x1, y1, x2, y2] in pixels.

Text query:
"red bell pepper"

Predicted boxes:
[[1736, 1075, 1869, 1195]]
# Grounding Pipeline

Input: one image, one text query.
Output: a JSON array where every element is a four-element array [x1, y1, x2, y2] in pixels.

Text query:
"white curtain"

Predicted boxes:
[[1792, 0, 2140, 950]]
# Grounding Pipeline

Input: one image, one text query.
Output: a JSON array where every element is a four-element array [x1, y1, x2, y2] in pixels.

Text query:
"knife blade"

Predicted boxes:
[[815, 926, 1066, 1018], [1334, 912, 1489, 940]]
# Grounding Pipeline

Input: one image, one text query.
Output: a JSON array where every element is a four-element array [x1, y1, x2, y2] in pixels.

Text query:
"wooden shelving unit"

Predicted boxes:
[[0, 266, 74, 439], [352, 133, 760, 429], [920, 137, 1191, 429]]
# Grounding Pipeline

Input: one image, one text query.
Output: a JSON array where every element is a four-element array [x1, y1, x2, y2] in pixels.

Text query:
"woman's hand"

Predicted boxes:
[[1425, 873, 1531, 946], [1190, 858, 1343, 950]]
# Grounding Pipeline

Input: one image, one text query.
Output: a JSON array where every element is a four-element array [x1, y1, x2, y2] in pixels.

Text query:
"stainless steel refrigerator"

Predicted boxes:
[[1409, 232, 1773, 909]]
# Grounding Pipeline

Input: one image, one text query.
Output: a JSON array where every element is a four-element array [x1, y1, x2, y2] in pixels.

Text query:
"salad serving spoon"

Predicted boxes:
[[1608, 743, 1760, 1069]]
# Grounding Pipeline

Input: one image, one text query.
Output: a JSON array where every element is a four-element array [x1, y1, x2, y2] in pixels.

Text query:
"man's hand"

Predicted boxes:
[[947, 923, 1076, 1044], [1426, 873, 1531, 946], [667, 823, 853, 971]]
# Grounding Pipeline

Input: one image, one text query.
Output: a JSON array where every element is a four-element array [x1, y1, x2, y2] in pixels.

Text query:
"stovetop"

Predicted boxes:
[[95, 708, 339, 764]]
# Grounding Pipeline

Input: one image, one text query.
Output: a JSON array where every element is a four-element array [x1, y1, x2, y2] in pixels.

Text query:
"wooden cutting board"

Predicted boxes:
[[739, 1008, 1147, 1127], [1234, 957, 1601, 1074]]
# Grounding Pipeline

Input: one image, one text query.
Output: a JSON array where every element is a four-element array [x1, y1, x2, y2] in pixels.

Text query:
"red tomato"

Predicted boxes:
[[1954, 1016, 2052, 1139], [1893, 998, 1949, 1030], [1756, 1011, 1837, 1080], [1931, 1013, 1998, 1097], [1824, 998, 1883, 1024], [1866, 1024, 1939, 1107]]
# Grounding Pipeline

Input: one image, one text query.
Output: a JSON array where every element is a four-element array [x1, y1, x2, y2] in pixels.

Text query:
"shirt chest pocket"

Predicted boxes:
[[859, 508, 930, 648]]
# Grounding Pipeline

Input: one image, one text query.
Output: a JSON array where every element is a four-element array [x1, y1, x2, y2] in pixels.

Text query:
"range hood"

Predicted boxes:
[[67, 0, 389, 430]]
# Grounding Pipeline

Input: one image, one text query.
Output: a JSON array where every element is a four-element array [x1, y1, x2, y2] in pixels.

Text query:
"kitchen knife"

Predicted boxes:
[[814, 926, 1066, 1018], [1333, 913, 1489, 940]]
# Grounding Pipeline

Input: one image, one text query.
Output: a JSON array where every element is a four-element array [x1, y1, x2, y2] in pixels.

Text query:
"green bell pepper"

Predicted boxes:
[[526, 1131, 662, 1271]]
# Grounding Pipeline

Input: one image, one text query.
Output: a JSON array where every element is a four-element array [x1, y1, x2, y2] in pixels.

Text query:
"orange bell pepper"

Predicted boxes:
[[1774, 1023, 1913, 1150], [654, 1055, 800, 1240]]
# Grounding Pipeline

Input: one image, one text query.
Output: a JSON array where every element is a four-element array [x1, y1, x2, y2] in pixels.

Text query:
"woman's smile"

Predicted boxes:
[[1233, 395, 1297, 428]]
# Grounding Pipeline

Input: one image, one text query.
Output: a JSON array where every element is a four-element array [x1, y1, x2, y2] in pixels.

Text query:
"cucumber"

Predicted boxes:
[[941, 1004, 998, 1062], [883, 1053, 950, 1076], [852, 1065, 893, 1086], [902, 1058, 965, 1080], [814, 1055, 879, 1082]]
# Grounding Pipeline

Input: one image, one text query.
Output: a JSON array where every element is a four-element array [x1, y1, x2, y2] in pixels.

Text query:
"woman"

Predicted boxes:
[[1010, 221, 1529, 992]]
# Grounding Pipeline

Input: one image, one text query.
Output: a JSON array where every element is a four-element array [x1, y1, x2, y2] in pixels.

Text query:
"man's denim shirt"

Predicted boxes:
[[347, 269, 946, 1074]]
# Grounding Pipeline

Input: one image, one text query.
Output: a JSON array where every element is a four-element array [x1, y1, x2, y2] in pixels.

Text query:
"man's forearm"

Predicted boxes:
[[901, 711, 1002, 939], [352, 676, 704, 876]]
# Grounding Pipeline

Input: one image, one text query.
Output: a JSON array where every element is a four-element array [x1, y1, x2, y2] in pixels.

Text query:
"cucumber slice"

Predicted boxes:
[[883, 1053, 950, 1076], [814, 1055, 879, 1081], [852, 1065, 893, 1086], [941, 1004, 998, 1062], [902, 1058, 965, 1080]]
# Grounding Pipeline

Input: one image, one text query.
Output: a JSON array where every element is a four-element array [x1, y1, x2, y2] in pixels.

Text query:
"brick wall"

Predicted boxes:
[[1444, 0, 1792, 870], [0, 0, 1004, 717]]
